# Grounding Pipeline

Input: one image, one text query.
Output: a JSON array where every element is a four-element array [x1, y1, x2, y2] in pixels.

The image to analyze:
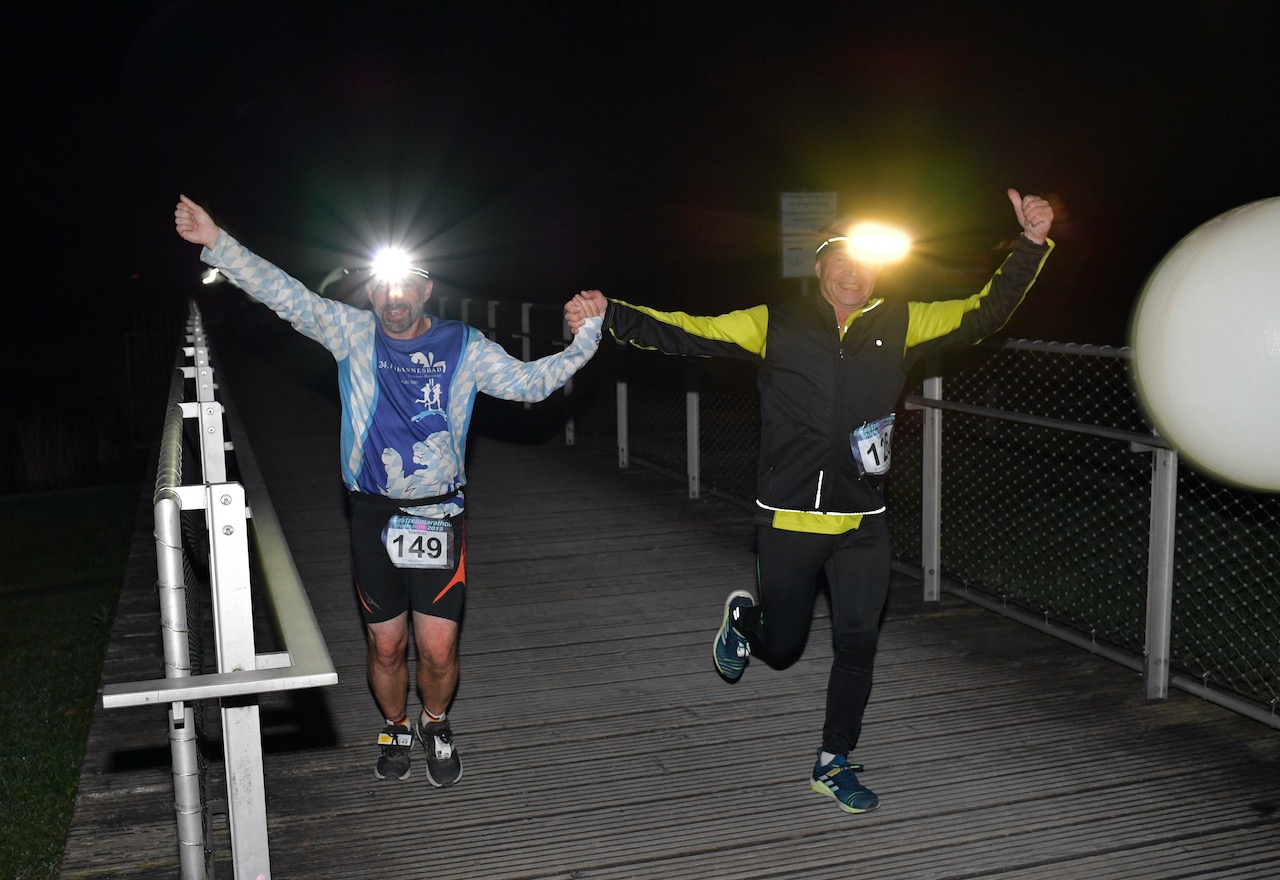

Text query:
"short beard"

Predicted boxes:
[[376, 302, 423, 335]]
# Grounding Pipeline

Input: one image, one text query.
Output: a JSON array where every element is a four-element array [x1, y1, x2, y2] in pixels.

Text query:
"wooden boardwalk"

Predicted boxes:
[[62, 313, 1280, 879]]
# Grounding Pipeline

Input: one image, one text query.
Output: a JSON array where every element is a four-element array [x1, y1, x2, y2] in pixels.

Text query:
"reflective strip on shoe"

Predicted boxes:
[[429, 731, 453, 760], [417, 719, 464, 788], [714, 590, 755, 682], [810, 753, 879, 813]]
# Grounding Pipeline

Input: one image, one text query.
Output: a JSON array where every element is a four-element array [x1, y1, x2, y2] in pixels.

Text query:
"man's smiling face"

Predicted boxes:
[[368, 276, 433, 338], [815, 249, 881, 318]]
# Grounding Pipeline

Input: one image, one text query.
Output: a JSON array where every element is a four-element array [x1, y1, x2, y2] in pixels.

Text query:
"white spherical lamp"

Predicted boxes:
[[1131, 197, 1280, 491]]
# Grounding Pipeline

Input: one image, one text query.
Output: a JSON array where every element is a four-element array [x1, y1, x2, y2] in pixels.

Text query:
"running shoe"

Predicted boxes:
[[713, 590, 755, 682], [374, 722, 413, 781], [417, 717, 463, 787], [810, 751, 879, 813]]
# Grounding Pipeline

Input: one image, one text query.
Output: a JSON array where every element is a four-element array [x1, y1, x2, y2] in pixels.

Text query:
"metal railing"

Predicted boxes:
[[442, 297, 1279, 730], [891, 340, 1280, 729], [102, 303, 338, 880]]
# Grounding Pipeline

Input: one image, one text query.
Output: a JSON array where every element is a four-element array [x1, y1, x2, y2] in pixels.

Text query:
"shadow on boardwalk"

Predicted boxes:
[[62, 311, 1280, 879]]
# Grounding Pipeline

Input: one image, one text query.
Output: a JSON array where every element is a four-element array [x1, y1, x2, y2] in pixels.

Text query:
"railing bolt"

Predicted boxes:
[[222, 525, 234, 536]]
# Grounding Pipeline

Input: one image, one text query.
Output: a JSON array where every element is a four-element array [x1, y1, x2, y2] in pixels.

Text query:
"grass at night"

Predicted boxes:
[[0, 484, 138, 880]]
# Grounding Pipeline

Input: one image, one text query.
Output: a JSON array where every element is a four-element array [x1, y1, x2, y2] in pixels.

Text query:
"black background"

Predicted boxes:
[[5, 1, 1279, 486]]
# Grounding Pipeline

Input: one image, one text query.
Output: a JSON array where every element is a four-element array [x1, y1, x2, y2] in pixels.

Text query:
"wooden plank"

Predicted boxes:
[[60, 312, 1280, 879]]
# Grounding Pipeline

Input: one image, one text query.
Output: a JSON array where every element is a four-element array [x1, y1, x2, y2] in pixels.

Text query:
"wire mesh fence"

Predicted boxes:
[[911, 344, 1156, 655], [920, 342, 1280, 715], [1169, 467, 1280, 705], [447, 300, 1280, 726]]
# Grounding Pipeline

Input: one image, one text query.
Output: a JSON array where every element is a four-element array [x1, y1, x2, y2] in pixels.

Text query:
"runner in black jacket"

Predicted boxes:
[[567, 188, 1053, 813]]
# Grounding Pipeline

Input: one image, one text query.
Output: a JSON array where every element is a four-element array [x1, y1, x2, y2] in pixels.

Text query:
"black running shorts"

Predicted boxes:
[[348, 492, 466, 625]]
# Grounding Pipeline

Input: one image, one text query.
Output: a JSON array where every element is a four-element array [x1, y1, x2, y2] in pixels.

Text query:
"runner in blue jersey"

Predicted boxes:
[[176, 195, 604, 784]]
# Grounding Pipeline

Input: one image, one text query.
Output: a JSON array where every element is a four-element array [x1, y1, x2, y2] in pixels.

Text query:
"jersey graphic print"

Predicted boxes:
[[362, 323, 467, 498], [409, 351, 448, 421]]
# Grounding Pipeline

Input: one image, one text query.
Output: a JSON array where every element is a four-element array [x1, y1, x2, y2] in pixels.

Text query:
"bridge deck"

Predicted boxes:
[[61, 313, 1280, 879]]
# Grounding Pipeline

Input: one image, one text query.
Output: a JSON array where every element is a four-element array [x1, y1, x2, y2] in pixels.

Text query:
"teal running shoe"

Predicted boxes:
[[811, 751, 880, 813], [713, 590, 755, 682]]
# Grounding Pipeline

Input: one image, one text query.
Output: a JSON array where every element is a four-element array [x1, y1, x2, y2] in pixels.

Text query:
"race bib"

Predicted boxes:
[[382, 515, 454, 569], [850, 413, 895, 477]]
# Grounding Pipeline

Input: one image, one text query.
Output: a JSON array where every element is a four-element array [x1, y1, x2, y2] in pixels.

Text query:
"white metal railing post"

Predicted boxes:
[[1143, 445, 1179, 701], [191, 360, 216, 403], [617, 380, 629, 468], [686, 390, 701, 499], [188, 310, 217, 403], [183, 313, 228, 484], [182, 399, 227, 484], [920, 375, 943, 602], [205, 482, 271, 879], [190, 311, 255, 874]]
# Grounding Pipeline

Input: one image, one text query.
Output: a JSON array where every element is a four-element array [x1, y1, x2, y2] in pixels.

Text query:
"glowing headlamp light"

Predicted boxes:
[[816, 222, 911, 264], [370, 247, 429, 284]]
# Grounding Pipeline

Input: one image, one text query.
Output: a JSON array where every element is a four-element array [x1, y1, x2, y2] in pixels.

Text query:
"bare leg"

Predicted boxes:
[[366, 612, 411, 721], [413, 611, 459, 716]]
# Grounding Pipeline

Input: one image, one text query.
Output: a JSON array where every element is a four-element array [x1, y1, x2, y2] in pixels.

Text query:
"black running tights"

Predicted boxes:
[[743, 515, 892, 755]]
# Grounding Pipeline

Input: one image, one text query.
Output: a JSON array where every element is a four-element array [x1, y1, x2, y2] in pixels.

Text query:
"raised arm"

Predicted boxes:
[[903, 188, 1056, 361], [172, 194, 370, 354], [174, 195, 221, 249], [1007, 188, 1054, 245]]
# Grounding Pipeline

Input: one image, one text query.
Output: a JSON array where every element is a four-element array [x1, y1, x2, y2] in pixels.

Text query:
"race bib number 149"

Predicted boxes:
[[382, 515, 454, 569]]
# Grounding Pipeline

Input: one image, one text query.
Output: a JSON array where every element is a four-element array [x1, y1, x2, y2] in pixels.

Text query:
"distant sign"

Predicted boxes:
[[780, 192, 837, 278]]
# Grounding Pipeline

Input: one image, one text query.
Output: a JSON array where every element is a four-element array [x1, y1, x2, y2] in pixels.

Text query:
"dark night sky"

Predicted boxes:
[[8, 0, 1280, 367]]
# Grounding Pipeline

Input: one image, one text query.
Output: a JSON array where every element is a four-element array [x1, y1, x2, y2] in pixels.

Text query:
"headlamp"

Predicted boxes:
[[816, 222, 911, 264], [370, 246, 429, 283]]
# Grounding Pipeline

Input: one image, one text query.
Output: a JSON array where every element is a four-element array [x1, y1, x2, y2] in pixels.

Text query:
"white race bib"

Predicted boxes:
[[382, 515, 454, 569], [850, 413, 895, 477]]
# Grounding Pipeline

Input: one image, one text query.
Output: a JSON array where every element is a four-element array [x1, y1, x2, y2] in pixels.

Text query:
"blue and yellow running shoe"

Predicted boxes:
[[713, 590, 755, 682], [811, 751, 880, 813]]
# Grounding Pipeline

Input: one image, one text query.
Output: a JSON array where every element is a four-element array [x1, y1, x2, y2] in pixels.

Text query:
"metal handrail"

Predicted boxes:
[[902, 393, 1173, 449], [102, 343, 336, 711], [100, 303, 336, 879]]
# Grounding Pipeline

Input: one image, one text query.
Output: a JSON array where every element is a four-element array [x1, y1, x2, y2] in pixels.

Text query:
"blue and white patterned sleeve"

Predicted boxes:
[[469, 315, 603, 402], [202, 231, 371, 356]]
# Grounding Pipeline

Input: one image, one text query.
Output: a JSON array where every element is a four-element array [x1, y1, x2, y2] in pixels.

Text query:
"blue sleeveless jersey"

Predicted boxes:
[[204, 232, 602, 514], [359, 320, 468, 498]]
